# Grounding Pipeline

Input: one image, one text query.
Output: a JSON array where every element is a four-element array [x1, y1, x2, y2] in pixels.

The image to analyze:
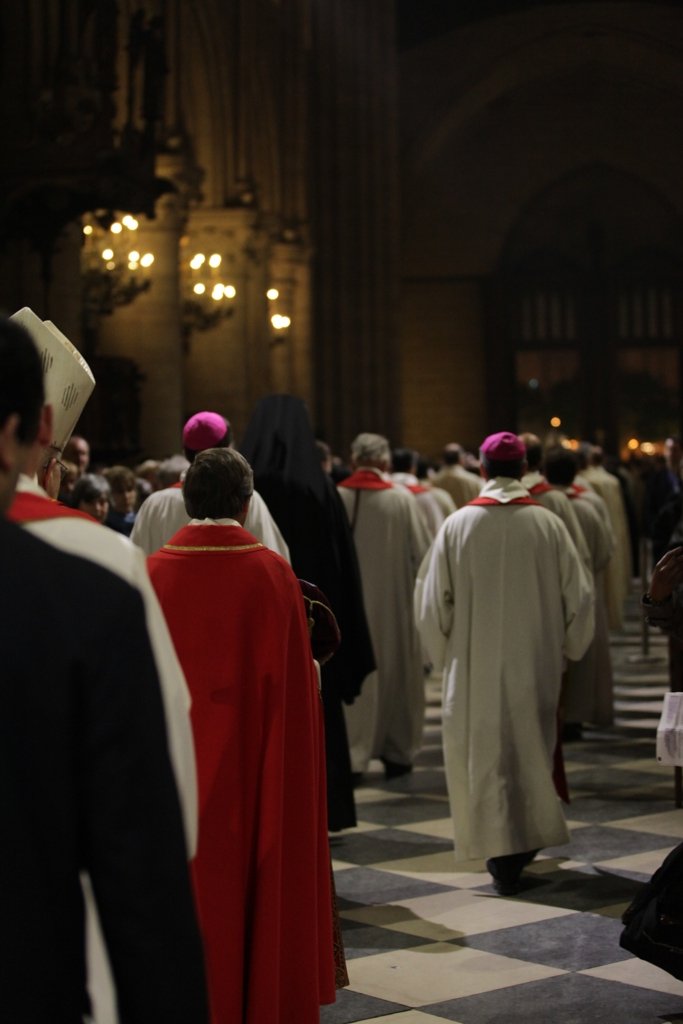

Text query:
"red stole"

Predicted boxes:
[[566, 484, 586, 499], [405, 483, 429, 495], [8, 491, 98, 524], [528, 480, 554, 496], [468, 495, 541, 507], [338, 469, 393, 491]]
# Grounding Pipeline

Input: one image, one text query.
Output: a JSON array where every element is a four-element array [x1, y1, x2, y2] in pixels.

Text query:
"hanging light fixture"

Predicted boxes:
[[182, 249, 237, 335], [81, 212, 155, 317], [267, 286, 292, 339]]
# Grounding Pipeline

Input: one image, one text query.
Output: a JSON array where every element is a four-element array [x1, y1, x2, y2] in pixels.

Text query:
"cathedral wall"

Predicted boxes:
[[398, 2, 683, 457]]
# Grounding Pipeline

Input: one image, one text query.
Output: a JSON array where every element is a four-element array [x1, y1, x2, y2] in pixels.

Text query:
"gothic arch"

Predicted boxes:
[[403, 10, 683, 177]]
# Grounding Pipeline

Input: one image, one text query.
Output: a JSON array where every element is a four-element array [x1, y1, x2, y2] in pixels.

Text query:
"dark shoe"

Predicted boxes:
[[562, 722, 583, 742], [486, 858, 521, 895], [486, 849, 540, 896], [520, 849, 540, 868], [382, 758, 413, 780], [488, 873, 521, 896]]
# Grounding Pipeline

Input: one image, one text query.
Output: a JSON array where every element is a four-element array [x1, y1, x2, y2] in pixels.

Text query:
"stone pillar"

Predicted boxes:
[[267, 238, 312, 402], [309, 0, 400, 452], [98, 190, 185, 457], [182, 205, 272, 437]]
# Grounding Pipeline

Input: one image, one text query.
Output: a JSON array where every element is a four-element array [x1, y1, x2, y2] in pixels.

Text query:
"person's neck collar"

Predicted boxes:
[[188, 516, 242, 527]]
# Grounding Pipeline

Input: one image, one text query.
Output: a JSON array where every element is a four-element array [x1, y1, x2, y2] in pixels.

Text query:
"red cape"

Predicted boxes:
[[148, 524, 335, 1023], [528, 480, 554, 496], [566, 483, 587, 499], [338, 469, 393, 490], [8, 491, 98, 524]]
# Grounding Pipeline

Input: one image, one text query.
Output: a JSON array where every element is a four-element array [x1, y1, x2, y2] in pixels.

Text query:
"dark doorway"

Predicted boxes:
[[487, 166, 683, 453]]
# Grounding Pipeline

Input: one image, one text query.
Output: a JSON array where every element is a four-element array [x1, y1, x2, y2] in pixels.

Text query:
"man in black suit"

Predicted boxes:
[[0, 317, 208, 1023]]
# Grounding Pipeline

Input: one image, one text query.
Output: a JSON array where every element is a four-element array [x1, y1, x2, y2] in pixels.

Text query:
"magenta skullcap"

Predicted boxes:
[[480, 431, 526, 461], [182, 411, 229, 452]]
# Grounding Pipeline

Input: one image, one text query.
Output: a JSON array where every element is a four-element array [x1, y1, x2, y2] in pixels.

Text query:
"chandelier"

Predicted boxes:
[[82, 212, 154, 318], [181, 248, 237, 336]]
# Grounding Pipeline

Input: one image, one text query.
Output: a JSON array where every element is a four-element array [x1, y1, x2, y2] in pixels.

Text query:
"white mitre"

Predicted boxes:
[[10, 307, 95, 453]]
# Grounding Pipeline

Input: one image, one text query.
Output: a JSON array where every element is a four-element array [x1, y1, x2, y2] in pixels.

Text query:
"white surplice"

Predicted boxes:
[[522, 471, 592, 572], [562, 487, 616, 725], [415, 477, 594, 861], [391, 471, 449, 540], [339, 471, 430, 771], [583, 465, 632, 630], [431, 463, 483, 508]]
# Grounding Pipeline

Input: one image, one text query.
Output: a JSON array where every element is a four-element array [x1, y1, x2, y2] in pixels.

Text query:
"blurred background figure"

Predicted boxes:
[[57, 459, 78, 504], [135, 458, 161, 506], [62, 433, 90, 478], [241, 394, 375, 832], [157, 454, 190, 489], [103, 465, 138, 535], [338, 432, 430, 782], [431, 442, 483, 508], [72, 473, 110, 523], [390, 447, 448, 540]]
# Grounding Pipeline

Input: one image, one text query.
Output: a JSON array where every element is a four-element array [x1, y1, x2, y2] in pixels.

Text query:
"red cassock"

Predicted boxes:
[[148, 523, 336, 1023]]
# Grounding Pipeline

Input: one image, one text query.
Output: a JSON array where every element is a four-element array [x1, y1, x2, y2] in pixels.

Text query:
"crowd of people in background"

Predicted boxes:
[[5, 310, 683, 1021], [58, 424, 683, 590]]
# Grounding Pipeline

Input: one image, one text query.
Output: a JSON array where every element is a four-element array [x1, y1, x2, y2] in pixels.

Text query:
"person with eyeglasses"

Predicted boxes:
[[0, 316, 208, 1023], [4, 315, 200, 1023]]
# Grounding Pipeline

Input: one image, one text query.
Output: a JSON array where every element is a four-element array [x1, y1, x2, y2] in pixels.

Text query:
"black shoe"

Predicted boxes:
[[382, 758, 412, 780], [486, 858, 521, 895], [488, 874, 521, 896], [486, 849, 540, 896], [520, 849, 540, 868]]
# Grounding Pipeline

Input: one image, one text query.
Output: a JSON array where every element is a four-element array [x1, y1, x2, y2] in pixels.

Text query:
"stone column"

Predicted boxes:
[[182, 205, 272, 437], [309, 0, 400, 452], [98, 189, 185, 457], [267, 238, 312, 402]]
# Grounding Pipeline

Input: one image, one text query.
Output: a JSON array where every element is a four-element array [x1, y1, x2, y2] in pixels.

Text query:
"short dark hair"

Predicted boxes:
[[392, 448, 416, 473], [523, 441, 543, 471], [442, 444, 463, 466], [544, 446, 578, 487], [0, 318, 44, 442], [480, 455, 525, 480], [103, 465, 137, 492], [183, 448, 254, 520]]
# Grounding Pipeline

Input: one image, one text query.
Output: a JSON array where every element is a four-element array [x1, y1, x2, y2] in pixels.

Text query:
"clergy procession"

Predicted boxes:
[[2, 307, 668, 1022]]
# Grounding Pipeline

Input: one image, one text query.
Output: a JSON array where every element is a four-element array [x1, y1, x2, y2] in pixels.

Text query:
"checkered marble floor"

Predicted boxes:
[[323, 599, 683, 1024]]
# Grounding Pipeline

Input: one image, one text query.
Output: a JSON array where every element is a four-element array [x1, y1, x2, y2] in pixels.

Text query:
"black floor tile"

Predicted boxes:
[[424, 972, 683, 1024]]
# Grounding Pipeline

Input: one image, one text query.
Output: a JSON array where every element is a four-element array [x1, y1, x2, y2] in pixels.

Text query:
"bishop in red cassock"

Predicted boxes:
[[147, 447, 336, 1024]]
